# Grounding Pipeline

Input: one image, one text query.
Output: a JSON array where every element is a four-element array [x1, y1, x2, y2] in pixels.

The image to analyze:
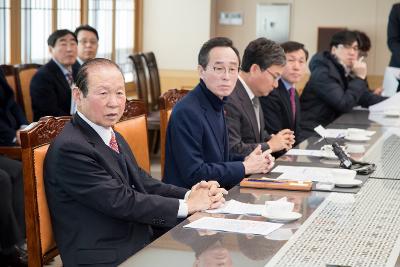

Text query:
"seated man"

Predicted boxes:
[[164, 37, 274, 189], [300, 30, 386, 138], [225, 38, 295, 158], [74, 24, 99, 65], [0, 69, 28, 146], [30, 29, 80, 121], [44, 58, 227, 266], [260, 41, 308, 145]]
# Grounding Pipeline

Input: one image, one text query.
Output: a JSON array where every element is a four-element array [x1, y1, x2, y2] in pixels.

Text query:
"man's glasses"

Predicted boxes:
[[266, 69, 281, 82], [338, 44, 359, 52], [78, 39, 98, 46], [210, 65, 239, 75]]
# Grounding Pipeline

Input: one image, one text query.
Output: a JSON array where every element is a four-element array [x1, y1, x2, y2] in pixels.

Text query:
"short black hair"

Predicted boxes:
[[74, 24, 99, 41], [330, 30, 359, 48], [198, 37, 240, 68], [47, 29, 77, 47], [241, 38, 286, 72], [75, 58, 123, 97], [354, 30, 371, 52], [280, 41, 309, 61]]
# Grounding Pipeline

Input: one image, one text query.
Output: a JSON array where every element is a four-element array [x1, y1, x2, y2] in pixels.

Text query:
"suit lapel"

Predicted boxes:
[[236, 81, 261, 142], [49, 59, 72, 104], [278, 81, 295, 127], [203, 104, 224, 154], [73, 114, 128, 185]]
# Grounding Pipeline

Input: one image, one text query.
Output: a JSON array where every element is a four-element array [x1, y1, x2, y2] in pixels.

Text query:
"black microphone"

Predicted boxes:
[[331, 142, 352, 169]]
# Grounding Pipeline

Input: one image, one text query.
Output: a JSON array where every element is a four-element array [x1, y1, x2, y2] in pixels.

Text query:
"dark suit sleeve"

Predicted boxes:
[[30, 70, 69, 120], [308, 64, 368, 113], [388, 4, 400, 66], [260, 93, 284, 135], [53, 141, 182, 227], [168, 108, 245, 188], [225, 100, 265, 156]]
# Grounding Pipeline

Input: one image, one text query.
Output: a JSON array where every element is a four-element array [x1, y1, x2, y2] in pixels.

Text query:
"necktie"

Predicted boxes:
[[109, 132, 119, 153], [289, 87, 296, 123], [252, 97, 261, 134], [66, 72, 73, 87]]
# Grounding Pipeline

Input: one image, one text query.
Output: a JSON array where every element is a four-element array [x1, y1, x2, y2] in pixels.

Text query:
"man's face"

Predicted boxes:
[[281, 49, 307, 84], [77, 30, 98, 62], [74, 65, 126, 128], [49, 33, 77, 67], [331, 41, 359, 68], [198, 47, 239, 99], [248, 64, 284, 97]]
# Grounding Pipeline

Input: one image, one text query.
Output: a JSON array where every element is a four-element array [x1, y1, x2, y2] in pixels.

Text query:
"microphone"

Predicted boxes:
[[331, 142, 352, 169]]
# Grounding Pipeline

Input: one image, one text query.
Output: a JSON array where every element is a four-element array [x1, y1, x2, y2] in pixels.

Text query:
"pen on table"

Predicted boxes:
[[246, 179, 285, 183]]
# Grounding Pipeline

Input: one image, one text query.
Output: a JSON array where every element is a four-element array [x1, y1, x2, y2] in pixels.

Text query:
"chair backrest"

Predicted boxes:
[[15, 64, 41, 122], [114, 99, 151, 173], [159, 89, 190, 176], [142, 52, 161, 112], [129, 54, 149, 111], [0, 64, 21, 103], [20, 116, 71, 267]]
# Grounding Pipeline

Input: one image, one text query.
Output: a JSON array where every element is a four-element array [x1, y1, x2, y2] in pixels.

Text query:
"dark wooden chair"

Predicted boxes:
[[15, 63, 42, 122], [141, 52, 161, 112], [159, 89, 189, 177], [20, 116, 71, 267], [115, 99, 151, 173]]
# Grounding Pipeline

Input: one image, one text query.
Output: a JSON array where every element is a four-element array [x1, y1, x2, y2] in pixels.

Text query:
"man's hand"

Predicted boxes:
[[243, 145, 273, 174], [352, 57, 367, 80], [187, 181, 228, 214], [15, 130, 21, 146], [372, 87, 383, 95], [267, 129, 295, 152]]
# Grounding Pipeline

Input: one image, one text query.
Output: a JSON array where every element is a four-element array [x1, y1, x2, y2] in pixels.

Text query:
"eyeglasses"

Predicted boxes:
[[266, 69, 281, 82], [78, 39, 98, 46], [209, 65, 239, 75], [338, 44, 359, 52]]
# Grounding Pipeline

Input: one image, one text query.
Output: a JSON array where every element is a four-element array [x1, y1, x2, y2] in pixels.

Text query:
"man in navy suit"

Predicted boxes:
[[225, 38, 295, 158], [164, 37, 274, 189], [44, 58, 227, 266], [30, 29, 80, 121], [260, 41, 308, 145]]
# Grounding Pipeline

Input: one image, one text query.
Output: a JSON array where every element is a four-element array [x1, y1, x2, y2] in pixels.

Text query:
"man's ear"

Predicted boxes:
[[249, 64, 260, 74], [72, 87, 81, 104], [48, 46, 53, 55], [198, 65, 205, 79]]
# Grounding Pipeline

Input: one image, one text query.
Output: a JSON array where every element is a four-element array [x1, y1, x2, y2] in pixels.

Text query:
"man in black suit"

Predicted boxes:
[[225, 38, 295, 158], [260, 41, 308, 144], [75, 25, 99, 65], [30, 29, 80, 121], [44, 58, 227, 266]]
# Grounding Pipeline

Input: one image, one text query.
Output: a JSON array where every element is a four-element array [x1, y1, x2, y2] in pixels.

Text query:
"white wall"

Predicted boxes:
[[143, 0, 211, 70]]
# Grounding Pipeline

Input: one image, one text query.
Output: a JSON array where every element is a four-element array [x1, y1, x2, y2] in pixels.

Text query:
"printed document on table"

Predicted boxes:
[[272, 166, 356, 183], [184, 217, 282, 236], [369, 91, 400, 113], [205, 200, 265, 215], [285, 149, 336, 158]]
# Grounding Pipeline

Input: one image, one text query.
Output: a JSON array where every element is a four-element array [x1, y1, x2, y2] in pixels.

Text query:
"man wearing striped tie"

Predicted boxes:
[[44, 58, 227, 266], [225, 38, 295, 158]]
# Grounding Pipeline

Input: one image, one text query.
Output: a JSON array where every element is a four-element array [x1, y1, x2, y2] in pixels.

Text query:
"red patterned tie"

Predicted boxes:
[[109, 132, 119, 153], [290, 87, 296, 123]]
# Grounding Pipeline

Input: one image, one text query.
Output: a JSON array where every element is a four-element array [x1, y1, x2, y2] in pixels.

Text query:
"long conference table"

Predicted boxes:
[[121, 108, 400, 267]]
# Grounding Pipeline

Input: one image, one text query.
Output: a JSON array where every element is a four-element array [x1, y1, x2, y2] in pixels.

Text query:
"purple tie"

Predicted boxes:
[[289, 87, 296, 123], [66, 72, 73, 87]]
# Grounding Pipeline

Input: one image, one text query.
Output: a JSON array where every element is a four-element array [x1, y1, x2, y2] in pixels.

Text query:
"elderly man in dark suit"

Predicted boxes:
[[260, 41, 308, 145], [30, 29, 80, 121], [163, 37, 274, 190], [225, 38, 295, 158], [44, 58, 227, 266]]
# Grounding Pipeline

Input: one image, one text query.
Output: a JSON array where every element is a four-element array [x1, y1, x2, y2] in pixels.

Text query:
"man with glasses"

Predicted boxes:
[[300, 30, 386, 138], [164, 37, 274, 189], [74, 25, 99, 65], [225, 38, 295, 158]]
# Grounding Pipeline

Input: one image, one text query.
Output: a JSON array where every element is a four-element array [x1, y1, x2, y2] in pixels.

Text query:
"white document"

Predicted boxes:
[[285, 149, 336, 159], [272, 166, 356, 183], [205, 200, 265, 215], [382, 66, 400, 97], [184, 217, 283, 236], [314, 127, 375, 139], [369, 91, 400, 114]]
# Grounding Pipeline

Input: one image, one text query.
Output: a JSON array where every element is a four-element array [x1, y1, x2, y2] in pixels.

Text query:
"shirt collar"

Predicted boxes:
[[77, 111, 113, 146], [281, 78, 294, 91], [238, 75, 256, 101], [52, 58, 72, 75], [77, 57, 84, 65]]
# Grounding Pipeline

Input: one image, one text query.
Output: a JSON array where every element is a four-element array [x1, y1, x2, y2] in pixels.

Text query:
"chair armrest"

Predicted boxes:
[[0, 146, 22, 160]]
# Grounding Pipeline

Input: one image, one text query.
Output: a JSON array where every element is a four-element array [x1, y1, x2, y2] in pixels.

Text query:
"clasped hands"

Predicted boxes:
[[187, 181, 228, 214], [267, 129, 295, 152], [243, 145, 275, 174]]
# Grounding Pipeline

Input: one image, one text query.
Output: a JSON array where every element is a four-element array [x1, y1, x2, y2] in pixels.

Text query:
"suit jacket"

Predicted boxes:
[[0, 69, 28, 146], [388, 3, 400, 68], [30, 59, 80, 121], [300, 52, 386, 138], [163, 80, 245, 189], [260, 79, 302, 144], [44, 114, 188, 266], [225, 79, 270, 157]]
